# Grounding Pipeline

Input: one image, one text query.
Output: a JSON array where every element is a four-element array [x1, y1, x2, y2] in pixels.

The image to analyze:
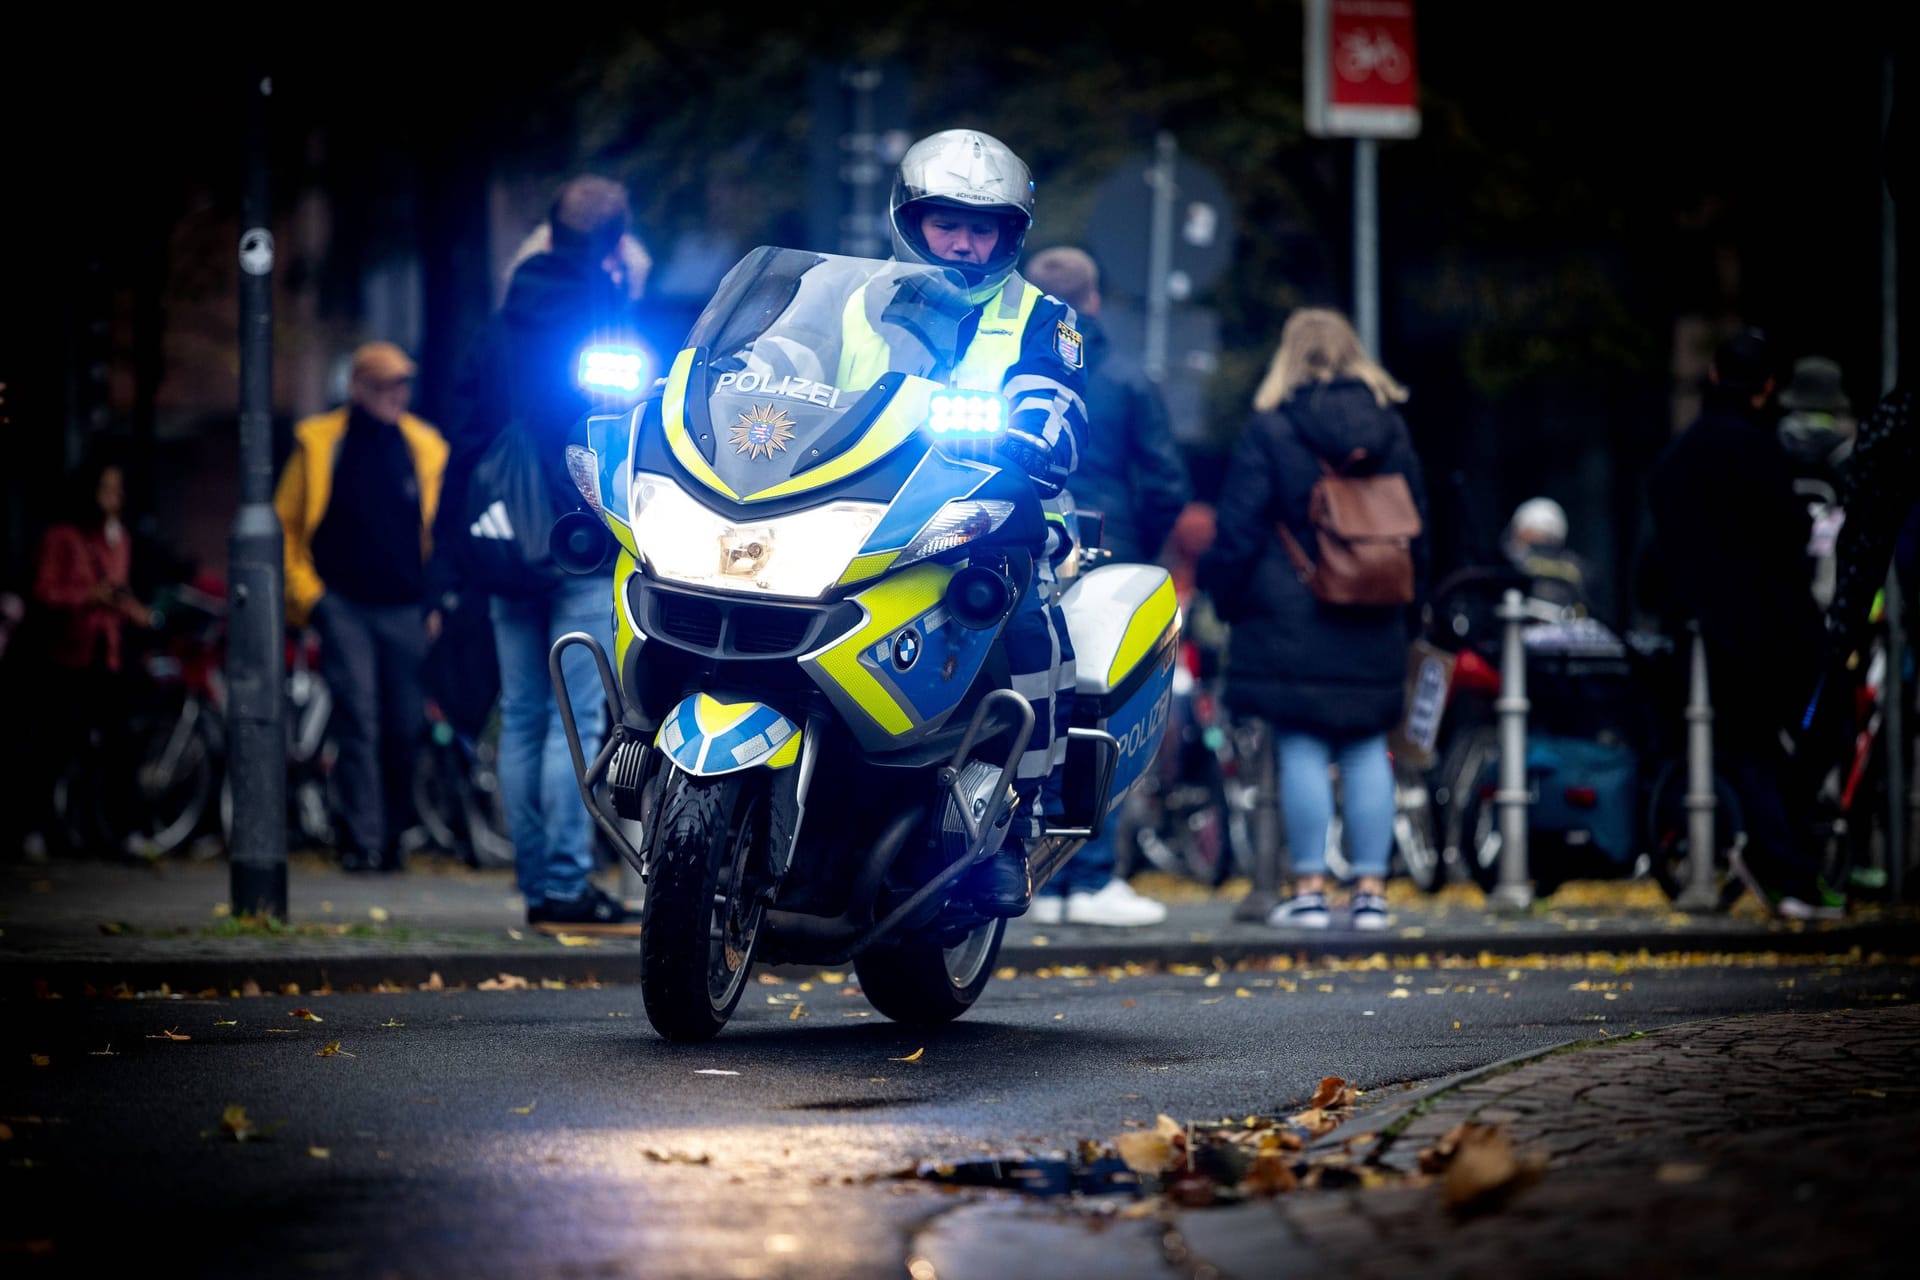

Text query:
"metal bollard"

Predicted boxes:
[[1234, 719, 1285, 922], [1490, 589, 1534, 912], [1674, 623, 1725, 911]]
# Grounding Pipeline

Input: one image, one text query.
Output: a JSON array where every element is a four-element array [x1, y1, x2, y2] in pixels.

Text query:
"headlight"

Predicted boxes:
[[893, 499, 1016, 569], [629, 472, 883, 599]]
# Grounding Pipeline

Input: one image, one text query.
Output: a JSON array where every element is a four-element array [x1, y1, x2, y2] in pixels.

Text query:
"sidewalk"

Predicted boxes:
[[3, 849, 1918, 998], [909, 1003, 1920, 1279]]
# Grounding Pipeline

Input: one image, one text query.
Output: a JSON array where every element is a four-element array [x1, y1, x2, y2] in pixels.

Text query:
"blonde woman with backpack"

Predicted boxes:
[[1197, 308, 1430, 930]]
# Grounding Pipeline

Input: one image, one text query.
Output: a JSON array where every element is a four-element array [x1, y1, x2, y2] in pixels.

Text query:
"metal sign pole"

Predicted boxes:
[[1143, 131, 1177, 384], [1353, 137, 1379, 357], [1491, 589, 1533, 911]]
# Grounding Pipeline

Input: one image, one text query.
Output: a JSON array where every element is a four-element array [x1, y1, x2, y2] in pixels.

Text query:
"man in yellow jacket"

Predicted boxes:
[[274, 341, 447, 872]]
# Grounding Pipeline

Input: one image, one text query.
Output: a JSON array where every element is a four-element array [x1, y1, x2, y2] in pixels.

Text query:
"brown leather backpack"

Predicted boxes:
[[1277, 448, 1422, 606]]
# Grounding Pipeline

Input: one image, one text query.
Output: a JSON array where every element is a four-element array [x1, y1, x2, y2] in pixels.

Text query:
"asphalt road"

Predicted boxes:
[[5, 954, 1914, 1277]]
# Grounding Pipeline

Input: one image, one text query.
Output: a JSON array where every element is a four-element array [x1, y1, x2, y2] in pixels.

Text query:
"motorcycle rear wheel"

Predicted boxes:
[[856, 916, 1006, 1024], [640, 770, 767, 1042]]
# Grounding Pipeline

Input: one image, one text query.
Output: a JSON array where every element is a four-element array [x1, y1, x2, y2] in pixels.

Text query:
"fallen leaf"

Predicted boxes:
[[220, 1105, 256, 1142], [1120, 999, 1137, 1009], [422, 972, 445, 991], [479, 973, 531, 991], [1656, 1162, 1709, 1184], [308, 1146, 331, 1159], [554, 933, 600, 947], [368, 906, 390, 922], [1199, 997, 1224, 1005], [1203, 972, 1222, 988], [0, 1123, 12, 1141], [891, 1047, 926, 1062], [30, 1054, 49, 1067], [1113, 1131, 1175, 1174], [693, 1069, 740, 1076], [381, 1018, 405, 1028], [511, 1101, 537, 1115], [88, 1045, 116, 1056], [314, 1041, 355, 1057], [214, 1019, 238, 1027], [1308, 1077, 1358, 1110], [1242, 1152, 1299, 1197], [146, 1027, 190, 1042], [819, 971, 846, 984], [789, 1003, 807, 1021], [1234, 988, 1253, 998], [289, 1009, 324, 1023], [1426, 1122, 1546, 1214], [643, 1149, 713, 1165]]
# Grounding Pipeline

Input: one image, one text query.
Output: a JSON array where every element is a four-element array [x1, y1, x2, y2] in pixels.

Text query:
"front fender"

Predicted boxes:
[[655, 694, 803, 777]]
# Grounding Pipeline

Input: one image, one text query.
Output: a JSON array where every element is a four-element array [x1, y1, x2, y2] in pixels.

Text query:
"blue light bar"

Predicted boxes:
[[579, 345, 648, 394], [927, 389, 1007, 435]]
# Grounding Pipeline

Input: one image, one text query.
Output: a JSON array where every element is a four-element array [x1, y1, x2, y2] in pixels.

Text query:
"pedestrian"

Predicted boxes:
[[1645, 327, 1839, 918], [1774, 355, 1856, 610], [868, 128, 1089, 919], [1198, 308, 1429, 931], [28, 457, 155, 856], [1499, 496, 1593, 616], [275, 341, 448, 872], [1021, 242, 1184, 927], [438, 173, 647, 933]]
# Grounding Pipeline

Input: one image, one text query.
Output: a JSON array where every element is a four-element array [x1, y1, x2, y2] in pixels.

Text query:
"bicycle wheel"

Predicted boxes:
[[1644, 760, 1746, 910]]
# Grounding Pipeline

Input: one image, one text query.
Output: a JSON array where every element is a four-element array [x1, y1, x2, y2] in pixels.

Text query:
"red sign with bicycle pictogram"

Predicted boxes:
[[1305, 0, 1421, 139]]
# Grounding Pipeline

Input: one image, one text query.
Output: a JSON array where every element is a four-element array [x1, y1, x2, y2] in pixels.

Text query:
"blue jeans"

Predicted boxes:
[[489, 574, 613, 906], [1276, 731, 1393, 881]]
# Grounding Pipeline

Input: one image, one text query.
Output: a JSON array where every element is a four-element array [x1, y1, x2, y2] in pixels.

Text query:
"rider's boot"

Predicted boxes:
[[965, 845, 1032, 917]]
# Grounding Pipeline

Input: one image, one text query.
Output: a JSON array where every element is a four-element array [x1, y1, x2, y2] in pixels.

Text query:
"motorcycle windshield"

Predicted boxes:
[[664, 247, 975, 505]]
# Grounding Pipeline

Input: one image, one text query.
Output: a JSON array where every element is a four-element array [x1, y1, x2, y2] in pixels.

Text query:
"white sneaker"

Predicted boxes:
[[1029, 894, 1064, 925], [1267, 892, 1331, 929], [1062, 878, 1170, 927]]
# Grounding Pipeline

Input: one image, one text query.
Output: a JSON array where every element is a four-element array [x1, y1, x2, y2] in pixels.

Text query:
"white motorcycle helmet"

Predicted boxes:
[[889, 129, 1035, 305]]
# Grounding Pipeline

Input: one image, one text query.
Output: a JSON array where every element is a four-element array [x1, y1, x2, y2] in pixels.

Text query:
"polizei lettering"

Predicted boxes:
[[714, 370, 843, 408], [1114, 685, 1172, 760]]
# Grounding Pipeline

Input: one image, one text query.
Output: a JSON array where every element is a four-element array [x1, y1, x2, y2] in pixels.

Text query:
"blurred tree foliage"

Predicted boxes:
[[473, 3, 1667, 448]]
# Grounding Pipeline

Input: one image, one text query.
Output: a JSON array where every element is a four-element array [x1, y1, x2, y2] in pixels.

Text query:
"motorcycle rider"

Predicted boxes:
[[883, 129, 1089, 917]]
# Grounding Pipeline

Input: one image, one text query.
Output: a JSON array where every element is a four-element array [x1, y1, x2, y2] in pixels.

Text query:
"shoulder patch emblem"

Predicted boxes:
[[1054, 321, 1084, 370]]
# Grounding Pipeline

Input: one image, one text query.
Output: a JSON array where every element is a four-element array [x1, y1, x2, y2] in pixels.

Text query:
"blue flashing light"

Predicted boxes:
[[579, 345, 648, 394], [927, 389, 1007, 435]]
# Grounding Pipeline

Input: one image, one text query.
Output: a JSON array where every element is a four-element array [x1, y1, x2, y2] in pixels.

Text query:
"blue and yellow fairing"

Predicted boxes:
[[655, 694, 805, 777]]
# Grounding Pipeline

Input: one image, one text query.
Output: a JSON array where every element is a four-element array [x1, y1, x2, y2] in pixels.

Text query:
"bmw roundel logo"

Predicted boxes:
[[892, 628, 921, 671]]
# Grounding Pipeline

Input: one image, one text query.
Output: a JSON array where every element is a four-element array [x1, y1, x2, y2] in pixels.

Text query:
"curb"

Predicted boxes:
[[5, 920, 1915, 1000]]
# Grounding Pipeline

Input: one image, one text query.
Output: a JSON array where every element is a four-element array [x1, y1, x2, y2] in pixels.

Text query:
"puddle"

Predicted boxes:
[[912, 1152, 1144, 1198]]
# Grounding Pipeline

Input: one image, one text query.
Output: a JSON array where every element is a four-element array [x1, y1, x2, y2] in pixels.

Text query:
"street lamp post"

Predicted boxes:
[[227, 72, 288, 920]]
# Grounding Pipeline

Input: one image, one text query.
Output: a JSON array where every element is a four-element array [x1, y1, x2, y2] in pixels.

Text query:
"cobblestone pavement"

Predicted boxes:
[[1170, 1004, 1920, 1279]]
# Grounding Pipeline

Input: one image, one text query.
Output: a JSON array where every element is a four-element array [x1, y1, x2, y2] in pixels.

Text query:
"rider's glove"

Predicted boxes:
[[995, 429, 1064, 498]]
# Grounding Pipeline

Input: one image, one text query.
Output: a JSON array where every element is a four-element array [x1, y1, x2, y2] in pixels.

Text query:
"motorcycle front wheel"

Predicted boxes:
[[640, 770, 768, 1042], [856, 916, 1006, 1024]]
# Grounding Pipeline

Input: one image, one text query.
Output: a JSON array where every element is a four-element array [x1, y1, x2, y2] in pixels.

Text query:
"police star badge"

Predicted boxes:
[[1054, 320, 1085, 370], [729, 403, 798, 460]]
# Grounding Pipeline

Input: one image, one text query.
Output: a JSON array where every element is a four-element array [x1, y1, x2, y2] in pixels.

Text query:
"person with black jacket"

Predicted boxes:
[[1198, 308, 1428, 931], [1022, 244, 1188, 926], [437, 174, 648, 934], [1646, 327, 1839, 919]]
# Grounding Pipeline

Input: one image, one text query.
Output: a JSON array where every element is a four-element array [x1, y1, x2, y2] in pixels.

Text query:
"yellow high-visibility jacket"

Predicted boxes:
[[273, 407, 448, 626]]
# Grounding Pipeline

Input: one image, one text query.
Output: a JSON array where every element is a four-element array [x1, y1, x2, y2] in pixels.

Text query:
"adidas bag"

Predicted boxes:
[[443, 421, 577, 599]]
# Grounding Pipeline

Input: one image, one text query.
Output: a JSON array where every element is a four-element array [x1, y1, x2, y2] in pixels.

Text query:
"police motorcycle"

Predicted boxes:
[[548, 246, 1180, 1041]]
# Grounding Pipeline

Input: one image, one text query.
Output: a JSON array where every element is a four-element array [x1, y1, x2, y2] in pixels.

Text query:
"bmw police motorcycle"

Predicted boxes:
[[550, 245, 1179, 1041]]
